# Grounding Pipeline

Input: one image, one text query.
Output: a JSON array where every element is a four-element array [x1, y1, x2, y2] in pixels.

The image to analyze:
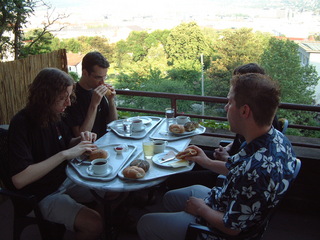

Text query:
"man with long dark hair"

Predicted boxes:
[[9, 68, 103, 240]]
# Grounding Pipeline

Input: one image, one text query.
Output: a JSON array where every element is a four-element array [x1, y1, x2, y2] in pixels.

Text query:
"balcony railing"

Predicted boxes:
[[115, 89, 320, 149]]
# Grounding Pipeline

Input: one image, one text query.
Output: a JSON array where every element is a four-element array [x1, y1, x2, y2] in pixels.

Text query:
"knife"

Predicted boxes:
[[160, 156, 176, 163]]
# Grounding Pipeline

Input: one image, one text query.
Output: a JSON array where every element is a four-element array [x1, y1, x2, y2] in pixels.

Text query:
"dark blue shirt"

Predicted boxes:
[[204, 127, 297, 234]]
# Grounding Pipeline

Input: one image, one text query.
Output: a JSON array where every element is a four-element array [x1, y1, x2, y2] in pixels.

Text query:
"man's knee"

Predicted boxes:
[[75, 207, 103, 236]]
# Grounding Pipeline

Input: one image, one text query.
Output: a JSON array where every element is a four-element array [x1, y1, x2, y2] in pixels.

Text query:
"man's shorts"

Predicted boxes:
[[38, 178, 95, 231]]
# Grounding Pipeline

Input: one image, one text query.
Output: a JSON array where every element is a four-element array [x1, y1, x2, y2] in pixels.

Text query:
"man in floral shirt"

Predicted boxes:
[[137, 73, 297, 240]]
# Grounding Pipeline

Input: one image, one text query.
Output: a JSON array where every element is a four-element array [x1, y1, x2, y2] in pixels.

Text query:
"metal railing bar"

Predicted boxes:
[[117, 90, 320, 112], [115, 90, 320, 149]]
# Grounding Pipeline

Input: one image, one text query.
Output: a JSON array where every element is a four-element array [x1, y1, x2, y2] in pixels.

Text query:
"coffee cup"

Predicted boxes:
[[132, 118, 144, 131], [90, 159, 108, 175], [176, 116, 190, 125], [153, 140, 168, 154]]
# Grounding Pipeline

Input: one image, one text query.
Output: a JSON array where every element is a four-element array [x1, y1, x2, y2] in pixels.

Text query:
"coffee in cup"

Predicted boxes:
[[153, 140, 168, 154], [132, 118, 144, 131], [91, 158, 108, 175], [176, 116, 190, 125]]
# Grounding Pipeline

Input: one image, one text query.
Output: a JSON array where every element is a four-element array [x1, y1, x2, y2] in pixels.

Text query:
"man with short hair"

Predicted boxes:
[[138, 73, 298, 240], [65, 51, 118, 139]]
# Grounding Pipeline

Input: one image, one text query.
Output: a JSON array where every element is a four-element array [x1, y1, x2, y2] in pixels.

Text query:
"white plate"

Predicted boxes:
[[128, 116, 152, 125], [86, 165, 113, 177], [171, 130, 195, 136], [152, 152, 186, 168]]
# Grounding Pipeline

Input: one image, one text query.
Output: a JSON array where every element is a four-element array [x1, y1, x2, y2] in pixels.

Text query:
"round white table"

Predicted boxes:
[[65, 118, 197, 240], [66, 119, 193, 192]]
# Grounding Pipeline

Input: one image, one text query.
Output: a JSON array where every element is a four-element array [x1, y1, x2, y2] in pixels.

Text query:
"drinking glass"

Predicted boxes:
[[160, 108, 175, 136], [142, 141, 154, 160], [123, 119, 133, 136]]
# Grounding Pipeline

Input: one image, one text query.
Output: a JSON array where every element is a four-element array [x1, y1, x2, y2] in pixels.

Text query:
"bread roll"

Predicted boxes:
[[89, 149, 108, 161], [184, 122, 199, 132], [106, 88, 112, 97], [130, 159, 150, 172], [122, 166, 145, 179], [176, 148, 197, 160], [169, 124, 185, 134]]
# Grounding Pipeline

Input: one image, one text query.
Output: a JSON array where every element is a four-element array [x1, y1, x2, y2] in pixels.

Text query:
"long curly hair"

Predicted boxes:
[[26, 68, 75, 127]]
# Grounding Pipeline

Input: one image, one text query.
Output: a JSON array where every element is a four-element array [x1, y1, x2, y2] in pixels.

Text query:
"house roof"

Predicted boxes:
[[67, 53, 84, 66], [299, 42, 320, 52]]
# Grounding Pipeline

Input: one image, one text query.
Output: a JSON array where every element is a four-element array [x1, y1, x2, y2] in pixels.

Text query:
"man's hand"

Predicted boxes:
[[104, 83, 116, 100], [91, 84, 109, 107], [185, 197, 208, 216], [64, 141, 98, 160], [80, 131, 97, 143], [183, 145, 212, 167], [214, 146, 230, 162]]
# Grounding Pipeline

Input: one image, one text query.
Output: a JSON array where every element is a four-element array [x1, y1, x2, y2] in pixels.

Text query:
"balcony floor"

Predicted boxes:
[[0, 185, 319, 240]]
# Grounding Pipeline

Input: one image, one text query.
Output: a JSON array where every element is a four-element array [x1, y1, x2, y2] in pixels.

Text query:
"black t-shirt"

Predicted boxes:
[[64, 83, 109, 139], [8, 109, 72, 201]]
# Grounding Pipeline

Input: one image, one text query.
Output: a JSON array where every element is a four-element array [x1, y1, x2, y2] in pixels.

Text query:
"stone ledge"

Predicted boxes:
[[191, 135, 320, 161]]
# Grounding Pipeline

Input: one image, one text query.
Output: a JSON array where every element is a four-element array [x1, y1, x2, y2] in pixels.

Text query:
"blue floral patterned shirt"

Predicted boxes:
[[203, 127, 297, 238]]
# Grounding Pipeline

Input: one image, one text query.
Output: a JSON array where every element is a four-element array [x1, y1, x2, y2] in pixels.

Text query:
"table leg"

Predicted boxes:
[[90, 190, 128, 240]]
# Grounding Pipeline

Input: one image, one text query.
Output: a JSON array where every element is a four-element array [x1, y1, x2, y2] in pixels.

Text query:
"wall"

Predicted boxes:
[[0, 49, 67, 125]]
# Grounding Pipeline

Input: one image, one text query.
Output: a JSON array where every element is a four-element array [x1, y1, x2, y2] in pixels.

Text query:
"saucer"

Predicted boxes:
[[128, 116, 152, 124], [86, 165, 112, 177], [132, 125, 146, 132]]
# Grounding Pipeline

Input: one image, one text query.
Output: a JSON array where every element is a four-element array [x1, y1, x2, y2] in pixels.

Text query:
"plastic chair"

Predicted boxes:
[[0, 128, 65, 240], [185, 158, 301, 240], [278, 118, 289, 134]]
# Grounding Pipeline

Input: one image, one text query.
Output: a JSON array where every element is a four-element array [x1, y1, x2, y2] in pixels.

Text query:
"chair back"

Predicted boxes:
[[292, 158, 301, 179], [278, 118, 289, 134]]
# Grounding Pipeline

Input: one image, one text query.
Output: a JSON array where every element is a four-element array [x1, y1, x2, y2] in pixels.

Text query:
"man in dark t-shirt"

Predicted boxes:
[[9, 68, 103, 239], [64, 51, 118, 139]]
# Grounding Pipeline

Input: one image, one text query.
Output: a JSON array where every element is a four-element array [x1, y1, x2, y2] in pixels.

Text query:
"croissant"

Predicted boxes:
[[169, 124, 185, 134]]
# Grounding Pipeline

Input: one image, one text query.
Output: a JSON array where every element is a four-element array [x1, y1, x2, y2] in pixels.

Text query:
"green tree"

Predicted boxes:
[[166, 22, 209, 68], [206, 28, 271, 97], [20, 29, 54, 57], [0, 0, 35, 60], [1, 0, 68, 59], [261, 38, 318, 104], [126, 31, 149, 62], [64, 38, 82, 53], [113, 39, 130, 69], [261, 37, 320, 137]]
